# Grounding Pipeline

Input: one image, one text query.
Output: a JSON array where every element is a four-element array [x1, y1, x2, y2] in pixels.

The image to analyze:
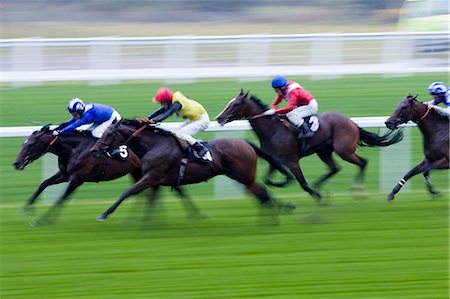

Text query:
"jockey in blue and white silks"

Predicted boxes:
[[427, 81, 450, 118], [53, 98, 122, 138]]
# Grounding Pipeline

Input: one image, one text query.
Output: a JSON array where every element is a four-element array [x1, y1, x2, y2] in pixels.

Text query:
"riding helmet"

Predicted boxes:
[[67, 98, 85, 113], [153, 87, 173, 103], [271, 75, 288, 88], [427, 82, 448, 95]]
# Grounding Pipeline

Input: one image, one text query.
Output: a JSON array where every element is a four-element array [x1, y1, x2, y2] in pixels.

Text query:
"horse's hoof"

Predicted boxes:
[[30, 219, 43, 227], [18, 206, 35, 215], [430, 191, 441, 198], [278, 202, 296, 213], [387, 193, 395, 202], [97, 214, 108, 221]]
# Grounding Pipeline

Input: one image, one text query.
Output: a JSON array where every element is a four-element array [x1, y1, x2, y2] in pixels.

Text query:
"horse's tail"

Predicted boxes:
[[358, 127, 404, 147], [246, 141, 293, 187]]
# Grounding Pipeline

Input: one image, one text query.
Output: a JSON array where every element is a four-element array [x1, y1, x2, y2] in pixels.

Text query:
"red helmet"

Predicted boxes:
[[153, 87, 173, 103]]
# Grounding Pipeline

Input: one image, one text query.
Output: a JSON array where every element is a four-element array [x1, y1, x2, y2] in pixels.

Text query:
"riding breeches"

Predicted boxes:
[[286, 99, 318, 127], [89, 110, 122, 138], [171, 112, 210, 145]]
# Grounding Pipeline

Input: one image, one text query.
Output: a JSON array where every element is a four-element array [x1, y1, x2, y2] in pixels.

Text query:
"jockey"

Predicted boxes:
[[53, 98, 122, 138], [263, 75, 319, 137], [137, 87, 210, 158], [426, 81, 450, 118]]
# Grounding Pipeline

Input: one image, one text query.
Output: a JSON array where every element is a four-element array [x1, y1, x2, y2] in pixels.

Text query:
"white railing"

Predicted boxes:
[[3, 118, 416, 199], [0, 117, 416, 137], [1, 32, 448, 84]]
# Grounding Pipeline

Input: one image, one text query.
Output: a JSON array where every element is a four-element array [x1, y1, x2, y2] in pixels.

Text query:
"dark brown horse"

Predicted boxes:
[[91, 119, 294, 222], [13, 125, 201, 225], [216, 90, 404, 199], [385, 94, 449, 201]]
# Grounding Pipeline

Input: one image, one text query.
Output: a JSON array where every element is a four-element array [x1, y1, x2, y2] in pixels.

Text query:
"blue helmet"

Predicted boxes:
[[427, 82, 448, 95], [271, 75, 288, 88], [67, 97, 85, 113]]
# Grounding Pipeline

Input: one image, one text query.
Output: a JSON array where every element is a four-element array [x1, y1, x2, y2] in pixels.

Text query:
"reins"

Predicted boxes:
[[124, 125, 147, 144], [419, 105, 432, 121]]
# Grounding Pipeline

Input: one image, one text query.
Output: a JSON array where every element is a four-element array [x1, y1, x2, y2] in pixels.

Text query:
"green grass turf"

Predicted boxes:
[[1, 74, 449, 298], [0, 193, 448, 299]]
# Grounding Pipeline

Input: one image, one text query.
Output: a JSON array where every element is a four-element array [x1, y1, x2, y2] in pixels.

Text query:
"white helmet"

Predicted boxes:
[[427, 82, 448, 95], [67, 98, 85, 113]]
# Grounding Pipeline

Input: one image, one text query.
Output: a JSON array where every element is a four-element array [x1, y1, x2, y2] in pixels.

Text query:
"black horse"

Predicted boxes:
[[216, 90, 404, 199], [385, 94, 449, 201], [13, 125, 202, 225], [91, 119, 294, 223]]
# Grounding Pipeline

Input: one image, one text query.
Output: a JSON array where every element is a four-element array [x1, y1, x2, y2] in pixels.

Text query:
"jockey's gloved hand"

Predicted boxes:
[[52, 130, 60, 136], [262, 109, 276, 116]]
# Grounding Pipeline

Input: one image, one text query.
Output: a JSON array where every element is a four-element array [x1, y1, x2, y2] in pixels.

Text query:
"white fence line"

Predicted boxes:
[[0, 117, 416, 137], [1, 32, 448, 84], [3, 118, 416, 199]]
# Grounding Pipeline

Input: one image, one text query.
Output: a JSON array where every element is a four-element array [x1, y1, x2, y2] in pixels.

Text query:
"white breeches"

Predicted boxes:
[[89, 110, 122, 138], [286, 99, 318, 126], [170, 112, 210, 145]]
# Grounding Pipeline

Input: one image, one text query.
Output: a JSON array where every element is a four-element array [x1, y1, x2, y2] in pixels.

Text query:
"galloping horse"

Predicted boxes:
[[13, 125, 200, 225], [91, 119, 294, 222], [385, 94, 449, 201], [216, 90, 404, 199]]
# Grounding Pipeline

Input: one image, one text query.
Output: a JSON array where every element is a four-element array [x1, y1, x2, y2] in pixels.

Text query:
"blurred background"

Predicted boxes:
[[1, 1, 449, 298]]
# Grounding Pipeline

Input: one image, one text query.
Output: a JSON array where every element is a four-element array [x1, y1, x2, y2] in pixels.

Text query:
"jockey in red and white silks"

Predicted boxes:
[[263, 75, 318, 127]]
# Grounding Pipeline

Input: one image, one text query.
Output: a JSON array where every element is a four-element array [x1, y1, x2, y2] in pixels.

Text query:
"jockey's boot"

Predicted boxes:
[[193, 142, 208, 157], [298, 121, 314, 138]]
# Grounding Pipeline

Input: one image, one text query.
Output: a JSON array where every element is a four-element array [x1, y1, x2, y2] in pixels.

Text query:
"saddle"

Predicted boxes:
[[280, 115, 320, 155], [281, 115, 320, 139], [176, 139, 212, 164]]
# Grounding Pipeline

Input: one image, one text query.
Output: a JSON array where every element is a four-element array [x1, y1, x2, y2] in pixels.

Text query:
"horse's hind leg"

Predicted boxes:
[[313, 149, 341, 189], [387, 160, 427, 202], [20, 171, 68, 215], [245, 181, 280, 225], [336, 151, 367, 192]]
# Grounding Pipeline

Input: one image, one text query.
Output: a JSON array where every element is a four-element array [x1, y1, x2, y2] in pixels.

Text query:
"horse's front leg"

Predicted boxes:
[[20, 171, 68, 215], [285, 160, 321, 201], [387, 160, 427, 202], [98, 174, 154, 221], [173, 186, 207, 219], [31, 178, 84, 226]]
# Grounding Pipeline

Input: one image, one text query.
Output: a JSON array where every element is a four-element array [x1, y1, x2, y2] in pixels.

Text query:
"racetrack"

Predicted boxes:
[[1, 74, 449, 298], [1, 193, 448, 298]]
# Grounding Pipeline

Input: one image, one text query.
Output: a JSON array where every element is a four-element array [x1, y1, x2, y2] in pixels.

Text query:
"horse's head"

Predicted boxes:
[[91, 119, 133, 157], [13, 125, 55, 170], [216, 89, 266, 125], [385, 94, 425, 130]]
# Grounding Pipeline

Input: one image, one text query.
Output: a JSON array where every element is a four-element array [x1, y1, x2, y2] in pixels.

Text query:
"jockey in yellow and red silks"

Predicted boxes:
[[138, 87, 210, 158], [263, 75, 319, 137]]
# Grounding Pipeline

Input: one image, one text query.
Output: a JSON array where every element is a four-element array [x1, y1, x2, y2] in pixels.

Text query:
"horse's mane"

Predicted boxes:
[[121, 119, 173, 136], [405, 95, 449, 123], [248, 94, 269, 110]]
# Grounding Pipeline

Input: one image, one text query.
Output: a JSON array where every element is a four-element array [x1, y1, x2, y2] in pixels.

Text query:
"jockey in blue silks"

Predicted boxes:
[[426, 81, 450, 118], [53, 98, 122, 138]]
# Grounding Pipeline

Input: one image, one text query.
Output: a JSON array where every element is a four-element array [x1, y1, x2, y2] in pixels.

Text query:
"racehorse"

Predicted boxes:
[[385, 94, 449, 201], [216, 90, 404, 199], [90, 119, 294, 222], [13, 125, 202, 225]]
